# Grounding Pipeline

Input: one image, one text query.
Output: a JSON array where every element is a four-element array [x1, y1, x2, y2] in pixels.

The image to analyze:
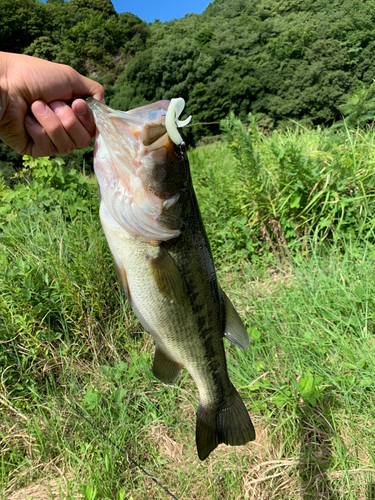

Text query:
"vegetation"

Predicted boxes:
[[0, 0, 147, 182], [110, 0, 375, 141], [1, 0, 375, 166], [0, 0, 148, 84], [218, 114, 375, 260], [1, 121, 375, 498], [2, 0, 375, 497]]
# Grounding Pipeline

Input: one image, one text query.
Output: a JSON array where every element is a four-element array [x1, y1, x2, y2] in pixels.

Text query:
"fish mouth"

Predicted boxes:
[[86, 98, 191, 149], [87, 98, 192, 241], [87, 99, 166, 150]]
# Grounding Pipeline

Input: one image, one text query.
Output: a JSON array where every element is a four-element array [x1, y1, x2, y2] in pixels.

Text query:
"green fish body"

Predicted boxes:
[[87, 97, 255, 460]]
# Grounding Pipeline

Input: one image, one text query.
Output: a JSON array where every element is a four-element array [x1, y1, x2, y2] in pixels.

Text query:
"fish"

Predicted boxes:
[[86, 97, 256, 460]]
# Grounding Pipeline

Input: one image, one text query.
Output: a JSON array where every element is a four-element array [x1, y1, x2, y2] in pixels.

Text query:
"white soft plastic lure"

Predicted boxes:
[[165, 98, 192, 145]]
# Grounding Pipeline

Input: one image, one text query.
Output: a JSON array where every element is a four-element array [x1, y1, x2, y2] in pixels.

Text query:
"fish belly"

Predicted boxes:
[[99, 202, 229, 396]]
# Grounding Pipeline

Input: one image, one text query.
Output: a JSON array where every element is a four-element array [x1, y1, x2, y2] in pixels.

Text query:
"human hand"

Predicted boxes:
[[0, 52, 104, 157]]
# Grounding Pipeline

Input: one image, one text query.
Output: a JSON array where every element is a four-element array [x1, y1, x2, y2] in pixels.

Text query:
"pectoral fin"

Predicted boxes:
[[113, 261, 130, 299], [149, 246, 185, 303], [152, 345, 183, 384], [222, 290, 249, 350]]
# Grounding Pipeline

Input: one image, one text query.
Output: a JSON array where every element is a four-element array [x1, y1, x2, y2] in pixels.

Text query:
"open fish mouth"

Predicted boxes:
[[87, 98, 192, 241], [87, 97, 191, 151]]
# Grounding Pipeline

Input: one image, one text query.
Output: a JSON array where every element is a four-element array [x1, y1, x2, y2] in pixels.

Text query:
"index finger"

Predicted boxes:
[[71, 98, 97, 137]]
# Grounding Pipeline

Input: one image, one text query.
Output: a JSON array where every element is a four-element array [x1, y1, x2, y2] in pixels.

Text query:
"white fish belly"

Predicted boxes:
[[99, 202, 228, 403]]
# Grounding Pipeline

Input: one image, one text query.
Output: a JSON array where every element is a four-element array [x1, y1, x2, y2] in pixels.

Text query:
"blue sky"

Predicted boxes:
[[111, 0, 212, 23]]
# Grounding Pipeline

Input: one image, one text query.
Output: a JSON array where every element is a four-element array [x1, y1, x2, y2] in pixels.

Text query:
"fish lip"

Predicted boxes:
[[86, 97, 145, 125], [87, 98, 191, 148], [86, 98, 172, 148], [86, 98, 170, 125]]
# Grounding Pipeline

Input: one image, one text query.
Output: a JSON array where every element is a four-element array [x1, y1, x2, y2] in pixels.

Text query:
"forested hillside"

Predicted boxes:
[[110, 0, 375, 140], [0, 0, 148, 180], [1, 0, 148, 83], [1, 0, 375, 157]]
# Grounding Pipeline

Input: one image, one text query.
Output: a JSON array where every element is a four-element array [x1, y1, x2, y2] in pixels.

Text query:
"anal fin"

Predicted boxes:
[[152, 345, 183, 385], [222, 290, 249, 350]]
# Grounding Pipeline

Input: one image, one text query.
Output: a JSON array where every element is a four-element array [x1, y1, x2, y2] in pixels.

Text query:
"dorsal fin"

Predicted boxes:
[[222, 290, 249, 350]]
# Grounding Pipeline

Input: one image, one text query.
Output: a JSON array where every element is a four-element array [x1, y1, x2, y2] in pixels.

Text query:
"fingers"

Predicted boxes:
[[24, 99, 96, 157], [24, 112, 58, 157], [71, 98, 97, 137], [82, 76, 104, 102], [49, 100, 92, 149], [68, 68, 104, 102]]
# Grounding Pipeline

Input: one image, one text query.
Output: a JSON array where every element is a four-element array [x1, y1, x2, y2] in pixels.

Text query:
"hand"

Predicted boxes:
[[0, 52, 104, 157]]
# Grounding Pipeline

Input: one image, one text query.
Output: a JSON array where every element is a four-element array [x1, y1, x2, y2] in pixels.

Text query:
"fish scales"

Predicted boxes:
[[105, 193, 226, 403], [87, 97, 255, 460]]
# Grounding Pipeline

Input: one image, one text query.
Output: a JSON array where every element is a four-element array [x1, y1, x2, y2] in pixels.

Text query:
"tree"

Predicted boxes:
[[0, 0, 49, 53]]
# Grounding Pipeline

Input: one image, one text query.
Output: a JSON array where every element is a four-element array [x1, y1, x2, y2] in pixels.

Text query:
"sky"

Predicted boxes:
[[111, 0, 212, 23]]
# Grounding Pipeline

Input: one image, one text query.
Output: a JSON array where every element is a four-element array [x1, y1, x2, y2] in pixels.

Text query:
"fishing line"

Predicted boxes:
[[185, 121, 221, 127], [61, 397, 179, 500]]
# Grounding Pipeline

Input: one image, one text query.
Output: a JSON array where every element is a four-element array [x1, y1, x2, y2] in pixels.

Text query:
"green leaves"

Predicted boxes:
[[290, 194, 301, 209], [83, 484, 129, 499], [218, 112, 375, 258], [83, 485, 128, 500], [297, 374, 326, 407], [3, 0, 375, 148], [3, 0, 375, 149], [248, 326, 262, 341], [106, 0, 375, 142], [0, 155, 95, 220], [354, 285, 366, 300], [339, 80, 375, 128], [10, 0, 149, 84], [84, 387, 101, 410]]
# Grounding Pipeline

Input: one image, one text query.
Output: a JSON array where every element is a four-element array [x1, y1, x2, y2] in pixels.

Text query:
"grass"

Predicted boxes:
[[1, 131, 375, 499]]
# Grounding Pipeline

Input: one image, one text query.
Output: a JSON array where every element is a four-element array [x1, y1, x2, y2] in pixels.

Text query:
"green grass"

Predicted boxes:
[[1, 131, 375, 499]]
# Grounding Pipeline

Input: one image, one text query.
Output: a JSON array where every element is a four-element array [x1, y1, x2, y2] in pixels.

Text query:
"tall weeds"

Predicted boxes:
[[2, 128, 375, 499], [0, 157, 136, 401], [219, 114, 375, 260]]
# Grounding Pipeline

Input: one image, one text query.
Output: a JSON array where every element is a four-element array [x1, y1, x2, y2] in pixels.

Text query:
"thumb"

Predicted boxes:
[[81, 75, 105, 101], [69, 70, 105, 102]]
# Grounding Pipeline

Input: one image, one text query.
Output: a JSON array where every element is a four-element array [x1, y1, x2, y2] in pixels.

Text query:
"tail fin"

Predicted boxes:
[[196, 385, 255, 460]]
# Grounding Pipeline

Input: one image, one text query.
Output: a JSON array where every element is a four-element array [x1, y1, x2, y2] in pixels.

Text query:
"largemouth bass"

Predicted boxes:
[[87, 97, 255, 460]]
